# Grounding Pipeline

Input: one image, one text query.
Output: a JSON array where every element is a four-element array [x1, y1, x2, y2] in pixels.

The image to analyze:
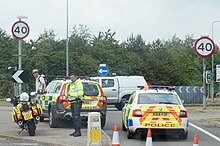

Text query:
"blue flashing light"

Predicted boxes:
[[140, 85, 175, 90]]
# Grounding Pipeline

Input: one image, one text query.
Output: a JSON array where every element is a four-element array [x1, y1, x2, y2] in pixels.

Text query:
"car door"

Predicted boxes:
[[100, 78, 118, 104], [123, 92, 135, 125], [40, 82, 57, 112]]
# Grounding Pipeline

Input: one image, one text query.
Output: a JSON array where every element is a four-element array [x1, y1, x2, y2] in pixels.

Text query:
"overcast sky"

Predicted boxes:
[[1, 0, 220, 44]]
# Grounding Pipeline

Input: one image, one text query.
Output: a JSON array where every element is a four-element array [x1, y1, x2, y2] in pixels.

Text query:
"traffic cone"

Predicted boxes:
[[146, 128, 153, 146], [193, 134, 199, 146], [112, 124, 120, 146]]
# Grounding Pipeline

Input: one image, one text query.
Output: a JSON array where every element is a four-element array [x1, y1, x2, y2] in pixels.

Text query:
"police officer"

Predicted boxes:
[[67, 72, 84, 137], [32, 69, 46, 94]]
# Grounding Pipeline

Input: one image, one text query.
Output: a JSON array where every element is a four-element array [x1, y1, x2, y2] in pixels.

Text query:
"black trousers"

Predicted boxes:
[[70, 101, 82, 133]]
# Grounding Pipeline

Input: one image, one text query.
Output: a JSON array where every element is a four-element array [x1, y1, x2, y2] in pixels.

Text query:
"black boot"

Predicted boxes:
[[73, 131, 81, 137], [70, 131, 76, 136]]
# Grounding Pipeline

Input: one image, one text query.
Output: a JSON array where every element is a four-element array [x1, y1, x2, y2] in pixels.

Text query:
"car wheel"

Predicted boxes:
[[101, 115, 106, 128], [122, 121, 127, 131], [179, 131, 188, 139], [127, 128, 134, 139], [49, 107, 59, 128], [115, 103, 122, 111], [39, 116, 44, 122]]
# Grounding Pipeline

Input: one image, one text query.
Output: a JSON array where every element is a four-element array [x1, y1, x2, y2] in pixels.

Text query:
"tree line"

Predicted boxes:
[[0, 25, 219, 98]]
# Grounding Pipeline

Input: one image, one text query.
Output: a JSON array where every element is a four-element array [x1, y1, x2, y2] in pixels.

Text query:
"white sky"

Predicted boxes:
[[1, 0, 220, 44]]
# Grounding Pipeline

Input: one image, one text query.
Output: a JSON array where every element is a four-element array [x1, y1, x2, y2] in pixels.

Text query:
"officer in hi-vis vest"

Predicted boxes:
[[67, 72, 84, 137]]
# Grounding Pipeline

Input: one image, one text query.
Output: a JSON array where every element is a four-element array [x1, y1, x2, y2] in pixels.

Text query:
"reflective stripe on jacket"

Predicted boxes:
[[67, 80, 84, 101]]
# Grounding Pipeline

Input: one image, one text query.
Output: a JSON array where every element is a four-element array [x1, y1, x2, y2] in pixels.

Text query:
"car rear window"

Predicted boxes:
[[82, 82, 99, 96], [138, 93, 180, 105]]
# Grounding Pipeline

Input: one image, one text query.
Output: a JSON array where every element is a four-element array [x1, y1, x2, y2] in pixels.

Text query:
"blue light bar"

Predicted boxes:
[[150, 85, 175, 90], [140, 85, 175, 90]]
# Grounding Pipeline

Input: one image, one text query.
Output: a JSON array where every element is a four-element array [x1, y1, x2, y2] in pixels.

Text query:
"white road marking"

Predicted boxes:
[[190, 122, 220, 142]]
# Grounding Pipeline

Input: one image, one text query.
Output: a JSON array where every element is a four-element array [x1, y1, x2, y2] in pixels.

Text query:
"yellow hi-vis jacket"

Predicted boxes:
[[67, 80, 84, 103]]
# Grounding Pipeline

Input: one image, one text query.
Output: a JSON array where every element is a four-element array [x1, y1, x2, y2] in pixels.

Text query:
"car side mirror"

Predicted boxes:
[[6, 98, 11, 102]]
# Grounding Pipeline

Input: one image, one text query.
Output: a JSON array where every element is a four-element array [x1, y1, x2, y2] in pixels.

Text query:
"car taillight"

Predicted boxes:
[[57, 95, 68, 103], [57, 84, 68, 103], [179, 110, 187, 118], [98, 84, 107, 103], [132, 109, 142, 117], [100, 96, 107, 103]]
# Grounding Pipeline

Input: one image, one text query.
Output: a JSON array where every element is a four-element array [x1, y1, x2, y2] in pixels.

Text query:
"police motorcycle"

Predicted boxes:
[[6, 92, 42, 136]]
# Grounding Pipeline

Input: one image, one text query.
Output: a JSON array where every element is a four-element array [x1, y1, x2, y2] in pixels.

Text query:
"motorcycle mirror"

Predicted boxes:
[[30, 92, 36, 96], [6, 98, 12, 102]]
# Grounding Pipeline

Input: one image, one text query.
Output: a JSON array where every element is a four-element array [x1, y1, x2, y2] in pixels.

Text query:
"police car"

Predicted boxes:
[[38, 77, 107, 128], [122, 85, 189, 139]]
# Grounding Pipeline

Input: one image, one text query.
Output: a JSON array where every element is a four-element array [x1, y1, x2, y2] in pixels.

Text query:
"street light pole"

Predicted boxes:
[[211, 20, 220, 102], [66, 0, 69, 76]]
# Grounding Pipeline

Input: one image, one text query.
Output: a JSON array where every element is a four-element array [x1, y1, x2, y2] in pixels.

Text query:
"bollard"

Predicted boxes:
[[87, 112, 101, 146]]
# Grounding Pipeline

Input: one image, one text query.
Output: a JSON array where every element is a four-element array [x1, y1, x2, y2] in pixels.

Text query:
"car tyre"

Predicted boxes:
[[127, 128, 134, 139], [39, 116, 44, 122], [101, 115, 106, 128], [115, 103, 122, 111], [179, 131, 188, 139], [49, 108, 59, 128], [122, 121, 127, 131]]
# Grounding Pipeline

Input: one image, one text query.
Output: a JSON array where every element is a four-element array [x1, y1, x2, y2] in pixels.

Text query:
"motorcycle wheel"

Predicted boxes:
[[27, 121, 36, 136]]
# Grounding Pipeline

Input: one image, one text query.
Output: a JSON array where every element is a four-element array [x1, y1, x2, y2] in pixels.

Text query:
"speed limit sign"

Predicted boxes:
[[11, 21, 30, 40], [194, 36, 215, 58]]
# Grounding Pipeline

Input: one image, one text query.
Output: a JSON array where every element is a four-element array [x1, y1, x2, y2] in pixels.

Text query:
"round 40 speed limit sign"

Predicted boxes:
[[11, 21, 30, 40], [194, 36, 215, 58]]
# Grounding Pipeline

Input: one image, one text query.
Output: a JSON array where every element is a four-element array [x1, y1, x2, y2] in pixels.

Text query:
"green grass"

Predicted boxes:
[[186, 106, 220, 113], [205, 118, 220, 127]]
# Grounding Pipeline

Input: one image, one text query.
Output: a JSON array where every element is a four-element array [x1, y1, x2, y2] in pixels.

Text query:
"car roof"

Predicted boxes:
[[52, 79, 99, 84]]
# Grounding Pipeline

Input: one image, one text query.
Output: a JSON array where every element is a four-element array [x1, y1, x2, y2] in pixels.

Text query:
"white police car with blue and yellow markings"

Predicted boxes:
[[122, 85, 189, 139], [38, 77, 107, 128]]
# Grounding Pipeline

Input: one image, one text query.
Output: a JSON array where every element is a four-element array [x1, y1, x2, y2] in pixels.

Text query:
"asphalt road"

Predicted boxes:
[[104, 106, 220, 146], [0, 137, 45, 146]]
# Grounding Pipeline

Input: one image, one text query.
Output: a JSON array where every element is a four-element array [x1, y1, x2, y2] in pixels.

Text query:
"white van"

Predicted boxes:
[[90, 76, 147, 110]]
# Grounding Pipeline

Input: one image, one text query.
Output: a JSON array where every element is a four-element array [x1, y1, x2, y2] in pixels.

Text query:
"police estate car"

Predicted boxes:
[[122, 85, 189, 139], [38, 77, 107, 128]]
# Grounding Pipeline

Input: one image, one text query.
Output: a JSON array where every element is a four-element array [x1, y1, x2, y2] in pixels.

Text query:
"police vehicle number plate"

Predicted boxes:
[[22, 111, 33, 120], [152, 112, 169, 116], [83, 100, 91, 105]]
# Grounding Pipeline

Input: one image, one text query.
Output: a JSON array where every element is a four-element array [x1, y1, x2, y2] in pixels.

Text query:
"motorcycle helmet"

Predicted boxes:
[[20, 92, 29, 102]]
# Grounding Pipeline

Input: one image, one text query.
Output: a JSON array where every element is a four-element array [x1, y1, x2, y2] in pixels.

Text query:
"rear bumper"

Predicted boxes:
[[133, 128, 187, 135], [129, 118, 189, 134], [129, 125, 188, 134], [52, 103, 107, 120]]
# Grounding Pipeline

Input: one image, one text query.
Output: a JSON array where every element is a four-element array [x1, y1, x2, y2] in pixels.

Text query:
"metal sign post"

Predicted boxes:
[[202, 58, 206, 109], [216, 65, 220, 96], [194, 36, 215, 110], [11, 16, 29, 95]]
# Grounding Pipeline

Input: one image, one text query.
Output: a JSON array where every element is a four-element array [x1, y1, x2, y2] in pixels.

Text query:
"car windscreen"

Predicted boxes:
[[82, 82, 99, 96], [138, 93, 180, 105]]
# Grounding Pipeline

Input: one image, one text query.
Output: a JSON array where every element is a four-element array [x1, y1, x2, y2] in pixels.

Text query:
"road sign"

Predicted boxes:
[[11, 21, 30, 40], [12, 70, 29, 83], [194, 36, 215, 58], [206, 70, 211, 84], [216, 65, 220, 82], [98, 66, 108, 76]]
